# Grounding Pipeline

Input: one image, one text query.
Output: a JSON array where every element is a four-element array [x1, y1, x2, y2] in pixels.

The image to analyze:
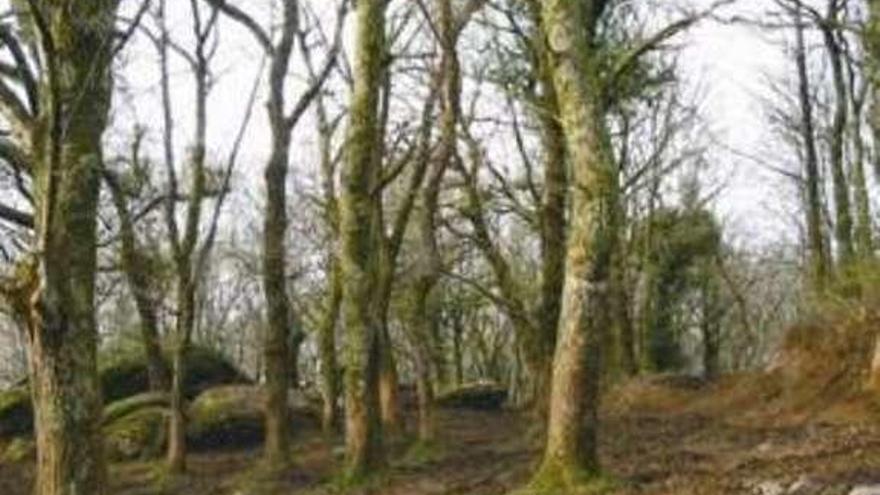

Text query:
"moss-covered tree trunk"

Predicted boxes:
[[263, 133, 294, 465], [339, 0, 386, 479], [532, 0, 616, 484], [318, 259, 342, 432], [21, 3, 120, 494], [261, 1, 299, 465], [316, 91, 342, 433], [529, 0, 568, 423], [105, 171, 168, 392], [167, 275, 197, 473]]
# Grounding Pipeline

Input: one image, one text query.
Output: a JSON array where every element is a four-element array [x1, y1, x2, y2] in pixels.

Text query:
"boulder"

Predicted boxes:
[[0, 388, 30, 438], [0, 437, 33, 464], [104, 406, 167, 461], [100, 345, 249, 403], [103, 391, 169, 425], [435, 382, 507, 410], [0, 345, 249, 439], [187, 385, 320, 451]]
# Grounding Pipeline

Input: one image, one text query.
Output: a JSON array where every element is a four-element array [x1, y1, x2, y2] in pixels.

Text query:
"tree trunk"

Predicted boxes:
[[452, 311, 464, 386], [611, 248, 638, 377], [846, 56, 874, 260], [339, 0, 387, 479], [263, 137, 294, 467], [531, 0, 568, 422], [532, 0, 616, 484], [319, 259, 342, 432], [106, 172, 168, 392], [794, 4, 830, 288], [23, 3, 120, 493], [260, 0, 302, 466], [820, 20, 854, 267], [167, 278, 196, 474]]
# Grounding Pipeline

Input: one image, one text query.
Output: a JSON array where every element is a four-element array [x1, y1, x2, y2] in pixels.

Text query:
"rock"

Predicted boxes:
[[187, 385, 320, 451], [100, 345, 249, 403], [0, 388, 31, 438], [753, 480, 785, 495], [435, 383, 507, 410], [104, 406, 168, 461], [0, 345, 250, 440], [850, 486, 880, 495], [788, 475, 822, 495], [0, 437, 33, 463], [103, 391, 169, 425], [756, 441, 774, 454]]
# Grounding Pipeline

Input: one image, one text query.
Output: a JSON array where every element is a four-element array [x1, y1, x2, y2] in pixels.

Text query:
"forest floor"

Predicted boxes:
[[3, 374, 880, 495]]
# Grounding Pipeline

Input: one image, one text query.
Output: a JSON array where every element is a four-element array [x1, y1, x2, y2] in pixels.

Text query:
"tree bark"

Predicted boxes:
[[820, 17, 854, 267], [21, 3, 120, 493], [339, 0, 387, 479], [262, 111, 294, 469], [533, 0, 616, 483], [105, 170, 168, 392], [793, 4, 830, 289], [164, 0, 211, 473], [319, 259, 342, 432], [527, 0, 569, 422]]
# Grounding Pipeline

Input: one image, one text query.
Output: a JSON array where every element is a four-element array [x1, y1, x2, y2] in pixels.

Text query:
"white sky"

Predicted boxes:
[[109, 0, 845, 252]]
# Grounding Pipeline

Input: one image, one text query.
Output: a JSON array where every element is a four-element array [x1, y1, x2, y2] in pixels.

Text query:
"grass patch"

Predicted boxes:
[[510, 463, 617, 495], [396, 439, 445, 468]]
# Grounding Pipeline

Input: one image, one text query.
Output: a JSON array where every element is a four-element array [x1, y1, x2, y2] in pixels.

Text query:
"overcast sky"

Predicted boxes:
[[109, 0, 837, 252]]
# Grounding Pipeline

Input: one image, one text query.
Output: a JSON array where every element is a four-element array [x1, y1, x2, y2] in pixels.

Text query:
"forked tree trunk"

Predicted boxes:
[[339, 0, 387, 479]]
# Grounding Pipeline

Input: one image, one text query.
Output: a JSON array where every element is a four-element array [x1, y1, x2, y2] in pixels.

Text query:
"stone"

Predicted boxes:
[[754, 480, 785, 495], [849, 485, 880, 495]]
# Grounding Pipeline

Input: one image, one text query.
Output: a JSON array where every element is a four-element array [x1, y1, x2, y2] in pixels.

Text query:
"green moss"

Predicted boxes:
[[0, 345, 248, 440], [187, 386, 266, 450], [100, 344, 249, 403], [0, 387, 31, 438], [396, 439, 445, 468], [103, 391, 168, 425], [104, 406, 168, 461], [326, 468, 388, 494], [511, 463, 617, 495], [0, 437, 34, 463]]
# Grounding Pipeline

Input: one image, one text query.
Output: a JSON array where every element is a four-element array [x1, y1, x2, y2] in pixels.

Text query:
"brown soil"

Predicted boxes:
[[3, 376, 880, 494]]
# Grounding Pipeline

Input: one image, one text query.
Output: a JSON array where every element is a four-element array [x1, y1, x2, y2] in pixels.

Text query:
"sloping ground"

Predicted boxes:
[[2, 371, 880, 494]]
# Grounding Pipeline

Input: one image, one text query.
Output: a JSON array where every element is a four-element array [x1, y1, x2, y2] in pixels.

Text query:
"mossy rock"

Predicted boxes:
[[103, 391, 169, 425], [187, 385, 320, 451], [0, 388, 31, 438], [0, 345, 249, 440], [104, 406, 168, 461], [100, 345, 250, 404], [435, 382, 507, 410], [0, 437, 34, 463]]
